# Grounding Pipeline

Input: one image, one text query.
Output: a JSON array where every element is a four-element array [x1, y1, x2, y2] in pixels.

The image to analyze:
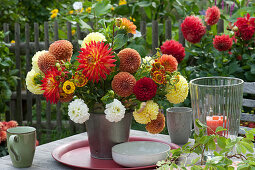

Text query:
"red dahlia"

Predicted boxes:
[[205, 6, 220, 26], [181, 16, 206, 43], [213, 34, 233, 51], [41, 67, 62, 104], [77, 41, 116, 83], [234, 13, 255, 41], [160, 40, 185, 63], [133, 77, 157, 101]]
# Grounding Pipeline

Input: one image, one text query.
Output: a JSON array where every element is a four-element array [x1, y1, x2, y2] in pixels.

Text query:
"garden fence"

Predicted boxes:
[[2, 19, 225, 140]]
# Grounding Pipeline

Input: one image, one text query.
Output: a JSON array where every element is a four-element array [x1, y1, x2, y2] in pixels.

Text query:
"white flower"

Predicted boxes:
[[141, 56, 155, 68], [104, 99, 126, 122], [133, 30, 142, 38], [26, 69, 44, 94], [32, 50, 47, 73], [68, 99, 90, 124], [73, 2, 83, 10], [81, 32, 106, 48]]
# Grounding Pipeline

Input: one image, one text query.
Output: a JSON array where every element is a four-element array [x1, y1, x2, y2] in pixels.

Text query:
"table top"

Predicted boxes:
[[0, 130, 182, 170]]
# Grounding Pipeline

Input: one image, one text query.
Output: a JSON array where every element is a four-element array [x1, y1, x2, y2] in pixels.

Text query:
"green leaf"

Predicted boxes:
[[79, 19, 92, 30], [191, 157, 200, 165], [215, 126, 227, 133], [208, 138, 216, 150], [199, 136, 211, 144], [136, 1, 151, 7], [94, 1, 112, 16], [236, 143, 247, 154], [250, 64, 255, 74], [217, 136, 226, 149], [113, 34, 128, 50], [240, 141, 254, 153], [195, 119, 207, 128]]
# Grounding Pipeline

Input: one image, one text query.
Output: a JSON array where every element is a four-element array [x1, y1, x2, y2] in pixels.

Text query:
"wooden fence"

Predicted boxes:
[[2, 19, 225, 140]]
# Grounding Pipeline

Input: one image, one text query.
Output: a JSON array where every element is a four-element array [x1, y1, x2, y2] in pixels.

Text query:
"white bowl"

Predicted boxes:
[[112, 141, 170, 167]]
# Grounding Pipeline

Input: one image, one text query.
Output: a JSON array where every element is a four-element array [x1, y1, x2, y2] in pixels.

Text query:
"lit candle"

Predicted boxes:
[[206, 116, 227, 135]]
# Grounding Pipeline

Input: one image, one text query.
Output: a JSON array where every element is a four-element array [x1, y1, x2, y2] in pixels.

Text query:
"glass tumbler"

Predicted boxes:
[[190, 77, 244, 138]]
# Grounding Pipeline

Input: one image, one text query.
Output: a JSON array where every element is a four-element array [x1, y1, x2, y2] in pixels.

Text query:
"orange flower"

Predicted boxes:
[[118, 18, 136, 34], [77, 41, 116, 83], [158, 54, 178, 73], [7, 121, 18, 128], [0, 131, 7, 141], [74, 74, 88, 87], [152, 70, 166, 84], [146, 113, 165, 134]]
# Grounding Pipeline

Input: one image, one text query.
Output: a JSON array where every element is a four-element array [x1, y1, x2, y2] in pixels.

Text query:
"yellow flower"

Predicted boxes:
[[81, 32, 106, 48], [119, 0, 127, 5], [74, 74, 88, 87], [50, 13, 58, 19], [51, 9, 59, 14], [69, 10, 74, 14], [165, 75, 189, 104], [85, 7, 91, 13], [11, 40, 15, 43], [133, 100, 159, 124], [130, 17, 136, 22], [26, 69, 44, 94], [80, 8, 84, 13], [111, 7, 115, 11], [63, 80, 75, 94], [72, 30, 76, 35], [32, 50, 47, 74]]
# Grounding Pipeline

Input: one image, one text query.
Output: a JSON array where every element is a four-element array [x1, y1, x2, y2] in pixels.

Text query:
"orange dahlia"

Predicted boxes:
[[49, 40, 73, 61], [77, 41, 116, 83], [146, 113, 165, 134], [0, 131, 7, 141], [118, 48, 141, 73], [41, 67, 62, 104], [112, 72, 136, 97], [117, 18, 136, 34], [38, 52, 57, 74], [59, 88, 73, 103], [158, 54, 178, 73]]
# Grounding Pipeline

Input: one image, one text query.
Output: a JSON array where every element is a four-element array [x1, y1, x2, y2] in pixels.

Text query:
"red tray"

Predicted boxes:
[[52, 136, 180, 170]]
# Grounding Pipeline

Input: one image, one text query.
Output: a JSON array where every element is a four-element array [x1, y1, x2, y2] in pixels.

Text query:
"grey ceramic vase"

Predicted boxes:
[[166, 107, 193, 145], [85, 112, 132, 159]]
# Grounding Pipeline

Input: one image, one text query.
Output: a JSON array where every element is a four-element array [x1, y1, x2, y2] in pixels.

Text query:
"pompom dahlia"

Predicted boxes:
[[105, 99, 126, 122], [160, 40, 185, 63], [205, 6, 220, 26], [118, 48, 141, 73], [26, 69, 44, 94], [49, 40, 73, 61], [213, 34, 233, 51], [158, 54, 178, 73], [166, 75, 189, 104], [77, 41, 116, 83], [112, 72, 136, 97], [32, 50, 47, 73], [81, 32, 106, 48], [181, 16, 206, 43], [38, 52, 57, 74], [133, 77, 157, 101], [0, 131, 6, 141], [68, 99, 90, 124], [116, 18, 136, 34], [234, 13, 255, 41], [7, 121, 18, 128], [133, 100, 159, 124], [41, 67, 62, 104], [146, 112, 165, 134]]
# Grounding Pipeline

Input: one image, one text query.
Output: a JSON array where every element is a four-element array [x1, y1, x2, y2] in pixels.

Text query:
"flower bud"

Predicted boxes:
[[56, 62, 60, 68], [65, 62, 70, 69], [61, 72, 65, 77], [115, 18, 122, 27], [232, 26, 238, 32]]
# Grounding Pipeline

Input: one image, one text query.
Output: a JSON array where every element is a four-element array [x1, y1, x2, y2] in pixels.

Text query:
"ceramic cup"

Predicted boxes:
[[166, 107, 193, 145], [6, 126, 36, 168]]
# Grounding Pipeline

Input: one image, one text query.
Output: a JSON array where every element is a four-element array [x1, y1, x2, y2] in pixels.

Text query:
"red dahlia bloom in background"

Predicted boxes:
[[77, 41, 116, 83], [41, 67, 62, 104], [181, 16, 206, 43], [158, 54, 178, 73], [205, 6, 220, 25], [213, 34, 233, 51], [133, 77, 157, 101], [160, 40, 185, 63], [234, 13, 255, 41]]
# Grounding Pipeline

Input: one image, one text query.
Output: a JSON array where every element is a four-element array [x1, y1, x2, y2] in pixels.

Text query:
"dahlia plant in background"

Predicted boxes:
[[181, 5, 255, 83], [25, 16, 189, 134]]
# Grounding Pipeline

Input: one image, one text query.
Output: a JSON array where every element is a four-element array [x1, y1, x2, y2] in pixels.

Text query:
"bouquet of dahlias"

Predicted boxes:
[[0, 121, 18, 157], [25, 17, 189, 134]]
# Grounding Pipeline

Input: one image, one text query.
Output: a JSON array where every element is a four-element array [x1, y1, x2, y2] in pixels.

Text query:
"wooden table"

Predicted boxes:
[[0, 130, 182, 170]]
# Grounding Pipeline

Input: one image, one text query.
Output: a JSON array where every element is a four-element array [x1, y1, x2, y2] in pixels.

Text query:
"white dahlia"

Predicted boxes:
[[104, 99, 126, 122], [68, 99, 90, 124], [26, 69, 44, 94], [32, 50, 47, 73], [81, 32, 106, 48]]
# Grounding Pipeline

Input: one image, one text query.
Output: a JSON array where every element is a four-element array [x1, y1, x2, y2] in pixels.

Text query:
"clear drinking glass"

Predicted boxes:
[[190, 77, 244, 138]]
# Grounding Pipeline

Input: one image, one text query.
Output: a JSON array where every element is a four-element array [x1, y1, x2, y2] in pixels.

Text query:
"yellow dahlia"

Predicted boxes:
[[133, 100, 159, 124], [26, 69, 44, 94], [119, 0, 127, 5], [32, 50, 47, 73], [62, 80, 75, 94], [81, 32, 106, 48], [165, 75, 189, 104]]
